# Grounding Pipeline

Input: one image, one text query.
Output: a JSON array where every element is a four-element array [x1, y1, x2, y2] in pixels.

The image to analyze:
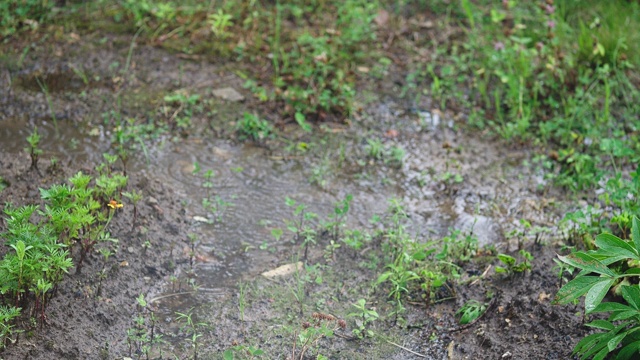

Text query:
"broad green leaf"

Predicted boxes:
[[634, 216, 640, 257], [557, 253, 616, 277], [223, 349, 234, 360], [585, 319, 614, 331], [609, 310, 640, 322], [607, 332, 627, 351], [595, 233, 638, 259], [579, 324, 627, 359], [376, 272, 391, 284], [592, 302, 634, 313], [574, 332, 607, 356], [585, 278, 616, 313], [622, 285, 640, 310], [592, 346, 609, 360], [497, 254, 515, 266], [555, 276, 609, 305], [625, 268, 640, 276], [618, 339, 640, 360]]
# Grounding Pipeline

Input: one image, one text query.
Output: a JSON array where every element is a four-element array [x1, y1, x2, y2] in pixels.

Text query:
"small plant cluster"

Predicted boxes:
[[175, 308, 207, 360], [561, 167, 640, 248], [0, 160, 131, 348], [243, 0, 379, 122], [163, 91, 202, 133], [126, 294, 164, 360], [555, 216, 640, 359], [236, 112, 273, 143], [0, 0, 54, 37], [407, 0, 640, 208], [290, 312, 346, 360], [370, 200, 489, 321], [347, 299, 379, 338], [362, 138, 406, 167]]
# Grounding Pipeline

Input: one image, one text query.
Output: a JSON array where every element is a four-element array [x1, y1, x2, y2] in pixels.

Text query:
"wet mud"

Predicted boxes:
[[0, 30, 592, 359]]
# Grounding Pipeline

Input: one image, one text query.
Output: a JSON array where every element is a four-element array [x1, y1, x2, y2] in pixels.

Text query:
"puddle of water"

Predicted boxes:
[[141, 138, 394, 289], [0, 117, 109, 164]]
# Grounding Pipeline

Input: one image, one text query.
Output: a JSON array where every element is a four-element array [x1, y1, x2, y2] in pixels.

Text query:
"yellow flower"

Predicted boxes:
[[107, 200, 123, 209]]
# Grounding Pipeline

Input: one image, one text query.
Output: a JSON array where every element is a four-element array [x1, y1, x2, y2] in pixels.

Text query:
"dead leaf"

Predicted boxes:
[[538, 291, 551, 302], [314, 51, 328, 63], [357, 66, 370, 73], [419, 20, 434, 29], [262, 262, 303, 278], [384, 129, 399, 138], [375, 9, 389, 27]]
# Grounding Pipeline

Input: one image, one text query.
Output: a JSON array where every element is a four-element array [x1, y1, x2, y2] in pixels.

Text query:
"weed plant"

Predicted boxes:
[[25, 127, 42, 170], [175, 308, 207, 360], [401, 0, 640, 245], [0, 167, 130, 345], [555, 216, 640, 359], [127, 294, 165, 360]]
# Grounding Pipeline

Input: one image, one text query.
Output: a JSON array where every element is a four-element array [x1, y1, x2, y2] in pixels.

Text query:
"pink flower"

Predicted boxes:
[[545, 4, 555, 14], [494, 41, 505, 51], [546, 20, 556, 29]]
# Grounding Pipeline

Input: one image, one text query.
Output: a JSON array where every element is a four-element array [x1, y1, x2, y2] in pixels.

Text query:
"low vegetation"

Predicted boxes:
[[2, 0, 640, 358]]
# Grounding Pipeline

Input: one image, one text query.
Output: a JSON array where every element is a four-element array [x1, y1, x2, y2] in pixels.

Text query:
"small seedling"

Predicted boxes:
[[123, 189, 143, 228], [291, 313, 346, 359], [347, 299, 378, 338], [25, 127, 43, 170], [175, 308, 207, 360], [208, 9, 233, 38], [495, 250, 533, 276], [456, 300, 486, 325]]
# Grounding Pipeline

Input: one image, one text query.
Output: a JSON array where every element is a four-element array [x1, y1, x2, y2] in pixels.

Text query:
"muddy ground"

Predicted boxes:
[[0, 24, 595, 360]]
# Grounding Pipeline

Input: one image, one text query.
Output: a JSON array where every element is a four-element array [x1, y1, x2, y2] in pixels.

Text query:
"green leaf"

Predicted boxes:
[[633, 217, 640, 256], [609, 310, 640, 322], [223, 349, 234, 360], [625, 268, 640, 276], [595, 233, 639, 259], [295, 112, 312, 132], [622, 285, 640, 310], [495, 266, 507, 273], [607, 332, 627, 351], [554, 276, 608, 305], [592, 301, 635, 313], [586, 319, 614, 331], [585, 278, 616, 313], [376, 272, 391, 284], [497, 253, 515, 266], [618, 339, 640, 360], [557, 253, 616, 276]]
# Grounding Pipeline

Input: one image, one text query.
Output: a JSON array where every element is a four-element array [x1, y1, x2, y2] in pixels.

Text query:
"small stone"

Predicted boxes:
[[193, 216, 211, 223], [261, 262, 303, 278], [212, 87, 245, 102], [127, 246, 135, 253], [147, 197, 158, 206]]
